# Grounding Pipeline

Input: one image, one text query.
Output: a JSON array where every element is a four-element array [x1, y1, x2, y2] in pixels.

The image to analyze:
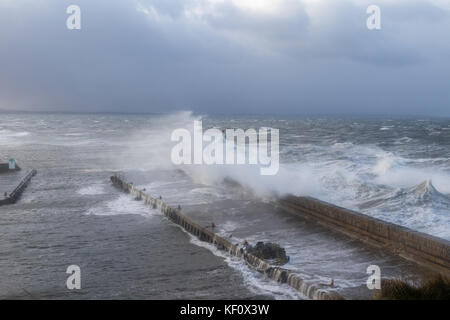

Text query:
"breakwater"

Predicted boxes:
[[0, 163, 20, 173], [110, 175, 343, 300], [279, 196, 450, 276], [0, 169, 37, 206]]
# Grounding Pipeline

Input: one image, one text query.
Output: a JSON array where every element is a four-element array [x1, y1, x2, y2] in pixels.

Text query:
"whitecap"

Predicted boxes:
[[85, 195, 159, 217], [179, 226, 305, 300], [77, 184, 106, 196]]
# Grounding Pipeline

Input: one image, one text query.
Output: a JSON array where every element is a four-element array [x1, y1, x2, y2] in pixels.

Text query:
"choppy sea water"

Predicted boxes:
[[0, 112, 449, 299]]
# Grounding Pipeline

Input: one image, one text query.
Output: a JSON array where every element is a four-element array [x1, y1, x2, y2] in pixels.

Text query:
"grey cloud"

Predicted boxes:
[[0, 0, 449, 116]]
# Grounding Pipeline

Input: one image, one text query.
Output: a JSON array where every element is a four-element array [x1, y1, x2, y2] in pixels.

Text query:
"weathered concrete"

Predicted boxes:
[[111, 175, 343, 300], [0, 169, 36, 206], [279, 196, 450, 277], [0, 163, 21, 173]]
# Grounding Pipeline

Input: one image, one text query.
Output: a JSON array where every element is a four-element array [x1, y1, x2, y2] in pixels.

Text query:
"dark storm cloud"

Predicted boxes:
[[0, 0, 449, 116]]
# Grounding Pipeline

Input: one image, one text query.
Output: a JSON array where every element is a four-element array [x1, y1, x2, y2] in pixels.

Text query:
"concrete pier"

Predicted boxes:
[[279, 196, 450, 277], [111, 175, 343, 300], [0, 169, 37, 206]]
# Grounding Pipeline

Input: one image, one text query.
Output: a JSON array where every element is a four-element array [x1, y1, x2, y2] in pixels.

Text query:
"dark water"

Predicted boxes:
[[0, 112, 448, 299]]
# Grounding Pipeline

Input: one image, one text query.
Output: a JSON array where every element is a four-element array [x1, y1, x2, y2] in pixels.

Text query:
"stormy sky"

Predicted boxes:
[[0, 0, 449, 116]]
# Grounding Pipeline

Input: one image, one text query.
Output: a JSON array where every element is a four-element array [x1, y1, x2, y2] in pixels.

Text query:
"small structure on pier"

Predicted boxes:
[[0, 158, 21, 173], [8, 158, 16, 170]]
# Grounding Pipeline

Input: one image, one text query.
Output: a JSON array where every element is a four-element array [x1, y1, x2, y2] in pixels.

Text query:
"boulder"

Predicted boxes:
[[246, 241, 289, 265]]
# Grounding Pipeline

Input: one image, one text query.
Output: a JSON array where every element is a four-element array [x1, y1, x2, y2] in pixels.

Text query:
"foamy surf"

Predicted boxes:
[[77, 184, 106, 196], [132, 112, 450, 240], [0, 129, 30, 145], [178, 225, 306, 300], [358, 180, 450, 239], [85, 195, 160, 218]]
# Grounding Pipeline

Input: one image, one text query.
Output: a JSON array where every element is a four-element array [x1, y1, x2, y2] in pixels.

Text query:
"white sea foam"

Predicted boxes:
[[64, 133, 86, 136], [119, 111, 450, 239], [178, 225, 305, 300], [85, 195, 159, 217], [0, 129, 30, 144], [372, 154, 450, 194], [77, 184, 106, 196]]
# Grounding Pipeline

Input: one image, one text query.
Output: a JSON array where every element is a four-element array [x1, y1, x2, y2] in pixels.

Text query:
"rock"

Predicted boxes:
[[246, 241, 289, 265]]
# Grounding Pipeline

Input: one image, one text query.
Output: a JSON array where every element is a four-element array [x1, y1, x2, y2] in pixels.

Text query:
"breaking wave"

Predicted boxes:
[[116, 111, 450, 239]]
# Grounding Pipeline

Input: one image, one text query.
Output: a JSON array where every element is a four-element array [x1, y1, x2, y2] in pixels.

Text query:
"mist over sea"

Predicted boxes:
[[0, 112, 449, 299]]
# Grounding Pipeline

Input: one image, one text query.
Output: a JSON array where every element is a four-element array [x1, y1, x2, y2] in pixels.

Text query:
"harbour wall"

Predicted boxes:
[[0, 169, 37, 206], [110, 175, 343, 300], [279, 196, 450, 276], [0, 163, 21, 173]]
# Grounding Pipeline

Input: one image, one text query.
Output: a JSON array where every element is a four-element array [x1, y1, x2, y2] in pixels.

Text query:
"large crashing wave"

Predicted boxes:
[[122, 111, 450, 239], [357, 180, 450, 239]]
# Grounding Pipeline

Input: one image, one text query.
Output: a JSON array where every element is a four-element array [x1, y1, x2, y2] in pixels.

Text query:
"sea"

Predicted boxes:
[[0, 111, 449, 299]]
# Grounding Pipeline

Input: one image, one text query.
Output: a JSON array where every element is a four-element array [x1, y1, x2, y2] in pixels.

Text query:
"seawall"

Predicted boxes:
[[0, 163, 21, 173], [0, 169, 37, 206], [279, 196, 450, 276], [110, 175, 343, 300]]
